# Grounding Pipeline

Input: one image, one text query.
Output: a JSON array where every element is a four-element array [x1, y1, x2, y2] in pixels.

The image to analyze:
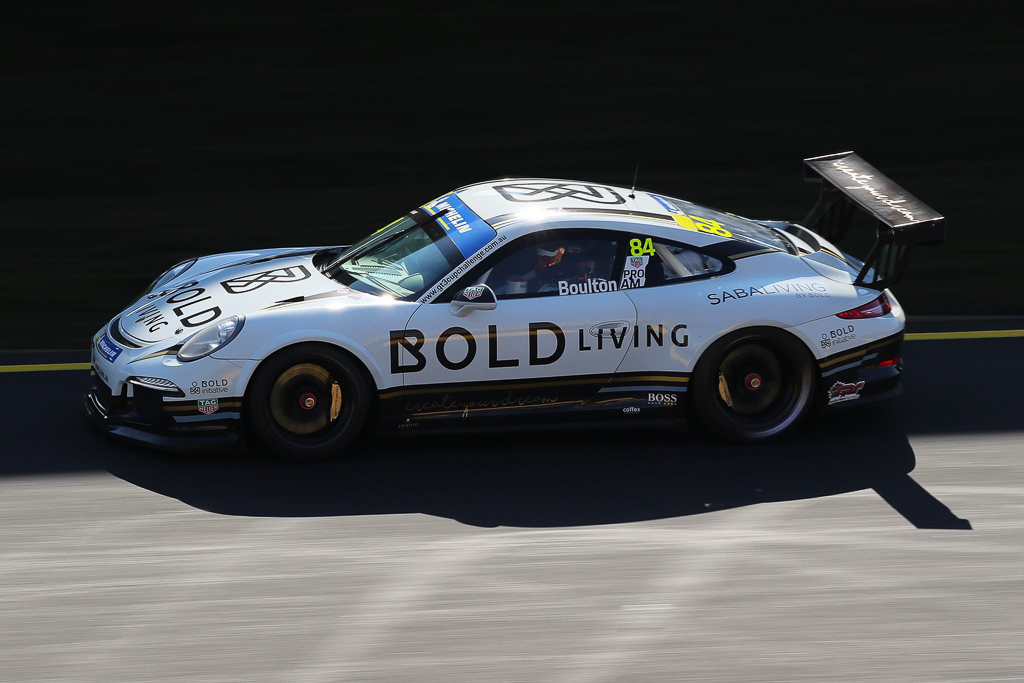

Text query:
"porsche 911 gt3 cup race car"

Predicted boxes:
[[84, 152, 945, 459]]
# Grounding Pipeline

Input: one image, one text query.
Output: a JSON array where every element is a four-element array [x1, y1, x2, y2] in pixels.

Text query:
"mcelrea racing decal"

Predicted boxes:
[[828, 380, 865, 405], [390, 322, 688, 374]]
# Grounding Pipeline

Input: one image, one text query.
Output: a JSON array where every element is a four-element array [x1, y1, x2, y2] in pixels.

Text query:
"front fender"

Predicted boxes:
[[211, 301, 419, 394], [243, 329, 387, 388]]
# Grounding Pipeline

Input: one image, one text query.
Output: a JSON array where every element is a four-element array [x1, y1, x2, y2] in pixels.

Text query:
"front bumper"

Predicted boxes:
[[83, 371, 244, 452]]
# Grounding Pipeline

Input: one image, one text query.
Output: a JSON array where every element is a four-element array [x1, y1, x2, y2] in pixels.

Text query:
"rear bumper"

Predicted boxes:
[[83, 373, 244, 452], [818, 331, 904, 411]]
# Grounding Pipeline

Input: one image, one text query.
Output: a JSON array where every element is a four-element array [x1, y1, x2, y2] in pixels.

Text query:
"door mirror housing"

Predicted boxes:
[[449, 284, 498, 317]]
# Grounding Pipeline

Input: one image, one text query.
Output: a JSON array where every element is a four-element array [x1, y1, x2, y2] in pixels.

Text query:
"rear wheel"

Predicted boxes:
[[692, 328, 815, 442], [247, 344, 371, 460]]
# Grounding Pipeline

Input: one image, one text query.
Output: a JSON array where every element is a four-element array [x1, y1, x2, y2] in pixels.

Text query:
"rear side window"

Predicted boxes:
[[649, 193, 790, 252], [620, 236, 723, 289]]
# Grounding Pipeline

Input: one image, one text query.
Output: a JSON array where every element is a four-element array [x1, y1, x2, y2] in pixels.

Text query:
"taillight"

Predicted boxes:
[[837, 293, 891, 319], [877, 356, 899, 368]]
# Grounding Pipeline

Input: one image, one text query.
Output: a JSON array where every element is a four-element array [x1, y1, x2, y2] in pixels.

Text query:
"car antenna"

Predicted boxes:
[[629, 164, 639, 199]]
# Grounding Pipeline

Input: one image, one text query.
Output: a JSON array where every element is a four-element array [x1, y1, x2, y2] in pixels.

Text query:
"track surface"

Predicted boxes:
[[1, 335, 1023, 681]]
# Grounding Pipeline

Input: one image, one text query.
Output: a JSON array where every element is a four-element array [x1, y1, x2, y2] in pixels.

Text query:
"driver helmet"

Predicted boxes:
[[536, 246, 566, 268]]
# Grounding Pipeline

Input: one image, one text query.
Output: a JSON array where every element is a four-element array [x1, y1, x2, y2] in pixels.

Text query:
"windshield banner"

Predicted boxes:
[[423, 193, 497, 258]]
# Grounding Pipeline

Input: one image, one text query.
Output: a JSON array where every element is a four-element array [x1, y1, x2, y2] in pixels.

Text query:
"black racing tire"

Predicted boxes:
[[691, 327, 815, 443], [246, 344, 371, 460]]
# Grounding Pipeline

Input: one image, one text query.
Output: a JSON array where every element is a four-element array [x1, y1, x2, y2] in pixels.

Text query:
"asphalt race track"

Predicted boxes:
[[1, 330, 1023, 681]]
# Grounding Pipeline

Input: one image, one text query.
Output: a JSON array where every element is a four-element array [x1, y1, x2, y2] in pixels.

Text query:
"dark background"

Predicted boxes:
[[2, 3, 1020, 349]]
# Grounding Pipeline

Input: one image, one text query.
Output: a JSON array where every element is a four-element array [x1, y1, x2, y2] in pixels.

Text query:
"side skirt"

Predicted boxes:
[[376, 371, 690, 432]]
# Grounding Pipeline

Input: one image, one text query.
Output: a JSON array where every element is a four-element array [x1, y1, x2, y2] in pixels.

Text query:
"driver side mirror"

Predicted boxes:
[[450, 284, 498, 317]]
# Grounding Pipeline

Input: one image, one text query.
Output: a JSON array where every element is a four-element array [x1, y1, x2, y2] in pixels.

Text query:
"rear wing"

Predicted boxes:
[[802, 151, 946, 289]]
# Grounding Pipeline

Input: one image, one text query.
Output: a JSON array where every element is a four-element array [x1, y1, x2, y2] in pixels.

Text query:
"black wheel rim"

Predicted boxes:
[[714, 341, 805, 434], [267, 361, 351, 446]]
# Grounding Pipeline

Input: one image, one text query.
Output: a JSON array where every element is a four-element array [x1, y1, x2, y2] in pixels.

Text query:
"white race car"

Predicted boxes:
[[85, 152, 945, 459]]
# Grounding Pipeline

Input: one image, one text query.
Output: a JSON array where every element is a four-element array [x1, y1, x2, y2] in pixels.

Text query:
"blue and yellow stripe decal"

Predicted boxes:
[[422, 193, 497, 258]]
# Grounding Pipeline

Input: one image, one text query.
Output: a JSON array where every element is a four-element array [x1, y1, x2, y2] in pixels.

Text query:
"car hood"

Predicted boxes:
[[119, 249, 351, 345]]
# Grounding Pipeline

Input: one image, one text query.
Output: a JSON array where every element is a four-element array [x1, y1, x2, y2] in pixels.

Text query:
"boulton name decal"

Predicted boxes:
[[558, 278, 617, 296], [389, 322, 688, 374]]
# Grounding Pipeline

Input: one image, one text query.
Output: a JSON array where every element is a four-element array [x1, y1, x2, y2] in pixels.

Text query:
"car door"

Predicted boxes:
[[395, 228, 636, 422], [614, 233, 730, 410]]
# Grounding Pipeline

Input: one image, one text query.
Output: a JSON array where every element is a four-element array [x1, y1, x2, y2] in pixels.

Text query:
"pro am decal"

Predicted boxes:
[[422, 193, 497, 258], [197, 398, 219, 415], [614, 246, 647, 290]]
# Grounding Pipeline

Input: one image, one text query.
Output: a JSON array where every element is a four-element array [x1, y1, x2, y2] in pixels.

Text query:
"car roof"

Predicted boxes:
[[451, 178, 793, 254], [455, 178, 652, 226]]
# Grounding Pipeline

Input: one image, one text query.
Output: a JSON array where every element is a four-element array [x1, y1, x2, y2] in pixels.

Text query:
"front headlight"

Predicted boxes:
[[176, 316, 244, 362]]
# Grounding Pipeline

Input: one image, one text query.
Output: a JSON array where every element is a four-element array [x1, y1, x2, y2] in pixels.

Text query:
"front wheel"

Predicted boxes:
[[246, 344, 371, 460], [691, 328, 815, 442]]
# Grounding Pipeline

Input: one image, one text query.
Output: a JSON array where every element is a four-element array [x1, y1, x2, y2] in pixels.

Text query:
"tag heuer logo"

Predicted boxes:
[[197, 398, 219, 415]]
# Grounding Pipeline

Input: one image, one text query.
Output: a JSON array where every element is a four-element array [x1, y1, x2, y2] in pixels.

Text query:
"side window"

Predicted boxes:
[[460, 231, 622, 299], [620, 237, 723, 289]]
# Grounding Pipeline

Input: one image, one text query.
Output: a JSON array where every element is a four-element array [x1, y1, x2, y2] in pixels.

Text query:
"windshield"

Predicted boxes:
[[323, 213, 464, 298]]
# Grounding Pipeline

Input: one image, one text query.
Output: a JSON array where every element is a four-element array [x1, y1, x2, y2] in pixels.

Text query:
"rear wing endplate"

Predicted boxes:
[[802, 151, 946, 289]]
